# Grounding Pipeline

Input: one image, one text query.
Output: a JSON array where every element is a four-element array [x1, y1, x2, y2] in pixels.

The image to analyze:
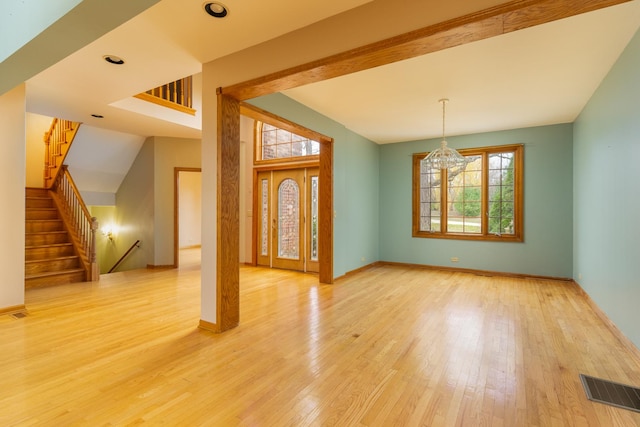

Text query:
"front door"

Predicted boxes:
[[256, 168, 319, 272]]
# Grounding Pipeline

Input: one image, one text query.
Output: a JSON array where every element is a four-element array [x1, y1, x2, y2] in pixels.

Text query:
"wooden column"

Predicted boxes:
[[216, 90, 240, 331]]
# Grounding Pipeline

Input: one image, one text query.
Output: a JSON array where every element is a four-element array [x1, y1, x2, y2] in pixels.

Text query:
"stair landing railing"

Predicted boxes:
[[52, 165, 99, 281], [134, 75, 196, 115]]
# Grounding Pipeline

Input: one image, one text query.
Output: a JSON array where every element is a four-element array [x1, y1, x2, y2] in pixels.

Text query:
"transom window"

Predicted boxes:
[[256, 121, 320, 163], [412, 144, 523, 241]]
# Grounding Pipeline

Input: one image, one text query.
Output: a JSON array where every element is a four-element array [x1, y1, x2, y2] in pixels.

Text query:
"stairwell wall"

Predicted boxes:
[[115, 138, 155, 271], [0, 84, 26, 310], [152, 136, 201, 266], [113, 136, 201, 272], [25, 112, 50, 188]]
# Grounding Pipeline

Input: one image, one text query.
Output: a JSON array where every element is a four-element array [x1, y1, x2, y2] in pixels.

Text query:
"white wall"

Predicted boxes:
[[0, 84, 26, 310]]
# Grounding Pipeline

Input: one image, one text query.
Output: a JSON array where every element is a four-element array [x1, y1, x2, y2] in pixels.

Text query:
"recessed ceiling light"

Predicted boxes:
[[103, 55, 125, 65], [91, 114, 104, 118], [203, 2, 228, 18]]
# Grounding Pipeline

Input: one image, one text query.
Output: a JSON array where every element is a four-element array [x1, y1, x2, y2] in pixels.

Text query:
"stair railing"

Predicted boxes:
[[134, 75, 196, 115], [52, 165, 99, 281], [108, 240, 141, 273], [44, 118, 80, 188]]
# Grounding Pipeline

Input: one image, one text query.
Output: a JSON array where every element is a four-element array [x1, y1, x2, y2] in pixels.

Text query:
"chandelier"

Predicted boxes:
[[423, 98, 466, 170]]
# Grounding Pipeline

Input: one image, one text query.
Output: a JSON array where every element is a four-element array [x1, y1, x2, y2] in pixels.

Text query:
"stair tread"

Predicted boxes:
[[26, 231, 68, 235], [25, 255, 79, 264], [25, 243, 73, 249], [25, 187, 89, 286], [26, 268, 85, 279]]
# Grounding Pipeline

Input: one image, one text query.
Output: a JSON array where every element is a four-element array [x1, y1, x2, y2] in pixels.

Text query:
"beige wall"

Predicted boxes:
[[115, 138, 155, 271], [90, 205, 118, 274], [239, 115, 254, 263], [153, 137, 201, 266], [103, 136, 201, 272], [25, 113, 51, 188], [178, 171, 201, 249], [0, 84, 26, 309]]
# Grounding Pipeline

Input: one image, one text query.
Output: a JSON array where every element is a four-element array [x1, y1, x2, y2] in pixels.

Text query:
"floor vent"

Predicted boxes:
[[580, 374, 640, 413], [11, 312, 27, 319]]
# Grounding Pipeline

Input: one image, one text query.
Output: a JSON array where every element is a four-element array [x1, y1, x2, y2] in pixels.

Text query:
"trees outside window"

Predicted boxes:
[[256, 122, 319, 164], [412, 144, 523, 241]]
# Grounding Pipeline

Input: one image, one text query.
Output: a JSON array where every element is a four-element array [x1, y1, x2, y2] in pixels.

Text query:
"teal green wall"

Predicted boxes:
[[249, 94, 380, 277], [574, 29, 640, 348], [251, 95, 573, 279], [379, 124, 573, 277]]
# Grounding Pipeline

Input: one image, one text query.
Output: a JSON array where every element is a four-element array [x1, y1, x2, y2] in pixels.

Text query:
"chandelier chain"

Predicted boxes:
[[439, 98, 448, 141], [423, 98, 465, 170]]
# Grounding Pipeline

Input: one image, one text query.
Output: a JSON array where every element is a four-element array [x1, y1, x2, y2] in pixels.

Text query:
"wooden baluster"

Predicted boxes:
[[187, 76, 192, 108], [90, 217, 98, 263]]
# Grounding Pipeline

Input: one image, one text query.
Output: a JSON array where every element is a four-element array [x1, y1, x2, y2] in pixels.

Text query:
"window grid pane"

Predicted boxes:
[[259, 122, 320, 162], [488, 152, 515, 235], [450, 156, 482, 234], [413, 144, 522, 241], [419, 159, 441, 232]]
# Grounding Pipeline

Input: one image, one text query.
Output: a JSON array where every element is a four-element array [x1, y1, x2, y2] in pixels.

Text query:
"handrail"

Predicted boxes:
[[134, 75, 196, 115], [44, 118, 80, 188], [52, 165, 99, 281], [108, 240, 141, 273]]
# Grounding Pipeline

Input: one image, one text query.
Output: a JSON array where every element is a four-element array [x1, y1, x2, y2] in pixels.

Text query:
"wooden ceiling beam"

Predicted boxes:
[[222, 0, 632, 101]]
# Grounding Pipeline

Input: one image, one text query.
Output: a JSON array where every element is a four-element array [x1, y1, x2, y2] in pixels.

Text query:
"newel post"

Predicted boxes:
[[90, 217, 99, 281]]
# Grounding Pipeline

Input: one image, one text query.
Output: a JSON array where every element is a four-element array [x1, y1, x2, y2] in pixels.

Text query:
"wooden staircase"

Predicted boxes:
[[25, 187, 86, 288]]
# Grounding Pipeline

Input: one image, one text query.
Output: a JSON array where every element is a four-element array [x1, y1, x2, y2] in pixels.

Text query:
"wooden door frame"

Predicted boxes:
[[253, 166, 321, 273], [174, 167, 202, 268]]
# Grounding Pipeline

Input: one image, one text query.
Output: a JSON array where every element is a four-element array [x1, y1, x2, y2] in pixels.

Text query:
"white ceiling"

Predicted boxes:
[[24, 0, 640, 142], [17, 0, 640, 192], [285, 1, 640, 143], [25, 0, 372, 138]]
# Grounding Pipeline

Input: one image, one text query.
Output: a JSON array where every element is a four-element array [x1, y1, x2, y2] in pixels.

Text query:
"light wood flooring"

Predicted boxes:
[[2, 249, 640, 425]]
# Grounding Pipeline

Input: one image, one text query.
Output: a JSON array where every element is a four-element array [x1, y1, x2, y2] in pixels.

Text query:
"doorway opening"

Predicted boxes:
[[174, 167, 202, 268]]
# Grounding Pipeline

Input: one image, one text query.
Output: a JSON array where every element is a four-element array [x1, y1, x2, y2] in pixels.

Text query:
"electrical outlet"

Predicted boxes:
[[451, 257, 459, 262], [361, 257, 366, 262]]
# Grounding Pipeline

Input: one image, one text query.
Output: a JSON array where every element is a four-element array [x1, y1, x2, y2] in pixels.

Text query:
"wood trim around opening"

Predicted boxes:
[[213, 0, 629, 330], [174, 167, 202, 268]]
